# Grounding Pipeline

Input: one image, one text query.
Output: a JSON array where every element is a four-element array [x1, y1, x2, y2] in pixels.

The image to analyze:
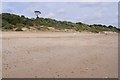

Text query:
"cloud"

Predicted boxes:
[[2, 0, 119, 2], [57, 9, 65, 13], [23, 7, 37, 17], [78, 2, 102, 8], [76, 15, 101, 24], [2, 3, 16, 12], [0, 3, 2, 13], [2, 3, 24, 15], [44, 12, 55, 18]]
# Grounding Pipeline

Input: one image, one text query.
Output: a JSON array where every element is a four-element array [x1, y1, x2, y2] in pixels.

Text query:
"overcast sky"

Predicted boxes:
[[2, 2, 118, 27]]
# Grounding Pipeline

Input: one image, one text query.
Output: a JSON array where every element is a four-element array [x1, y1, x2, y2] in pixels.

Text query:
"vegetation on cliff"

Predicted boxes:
[[1, 13, 120, 33]]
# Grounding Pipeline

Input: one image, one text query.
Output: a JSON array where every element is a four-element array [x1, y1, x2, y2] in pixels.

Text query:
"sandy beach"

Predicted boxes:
[[2, 32, 118, 78]]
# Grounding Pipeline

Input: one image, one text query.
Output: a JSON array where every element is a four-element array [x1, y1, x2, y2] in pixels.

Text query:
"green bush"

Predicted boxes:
[[1, 13, 120, 33]]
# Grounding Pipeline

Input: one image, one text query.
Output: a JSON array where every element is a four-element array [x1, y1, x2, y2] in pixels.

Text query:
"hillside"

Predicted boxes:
[[1, 13, 120, 33]]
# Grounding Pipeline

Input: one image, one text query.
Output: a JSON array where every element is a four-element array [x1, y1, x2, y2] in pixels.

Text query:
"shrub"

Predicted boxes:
[[15, 27, 23, 31]]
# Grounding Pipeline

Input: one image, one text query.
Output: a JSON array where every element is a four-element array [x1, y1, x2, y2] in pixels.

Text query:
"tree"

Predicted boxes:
[[108, 25, 113, 28], [21, 15, 25, 18]]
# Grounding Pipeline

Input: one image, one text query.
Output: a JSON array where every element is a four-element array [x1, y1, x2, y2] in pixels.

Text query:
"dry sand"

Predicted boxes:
[[1, 32, 118, 78]]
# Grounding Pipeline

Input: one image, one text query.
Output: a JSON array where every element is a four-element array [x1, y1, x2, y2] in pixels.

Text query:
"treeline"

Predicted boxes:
[[1, 13, 120, 33]]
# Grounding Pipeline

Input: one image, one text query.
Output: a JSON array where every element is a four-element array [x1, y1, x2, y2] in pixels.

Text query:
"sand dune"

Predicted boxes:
[[2, 32, 118, 78]]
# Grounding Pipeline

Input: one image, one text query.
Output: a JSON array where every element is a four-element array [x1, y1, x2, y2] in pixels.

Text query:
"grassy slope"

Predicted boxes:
[[1, 13, 120, 33]]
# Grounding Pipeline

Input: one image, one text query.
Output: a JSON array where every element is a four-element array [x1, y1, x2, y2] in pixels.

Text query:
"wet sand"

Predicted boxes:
[[2, 32, 118, 78]]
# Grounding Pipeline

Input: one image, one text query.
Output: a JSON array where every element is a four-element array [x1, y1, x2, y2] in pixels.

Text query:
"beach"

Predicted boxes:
[[2, 32, 118, 78]]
